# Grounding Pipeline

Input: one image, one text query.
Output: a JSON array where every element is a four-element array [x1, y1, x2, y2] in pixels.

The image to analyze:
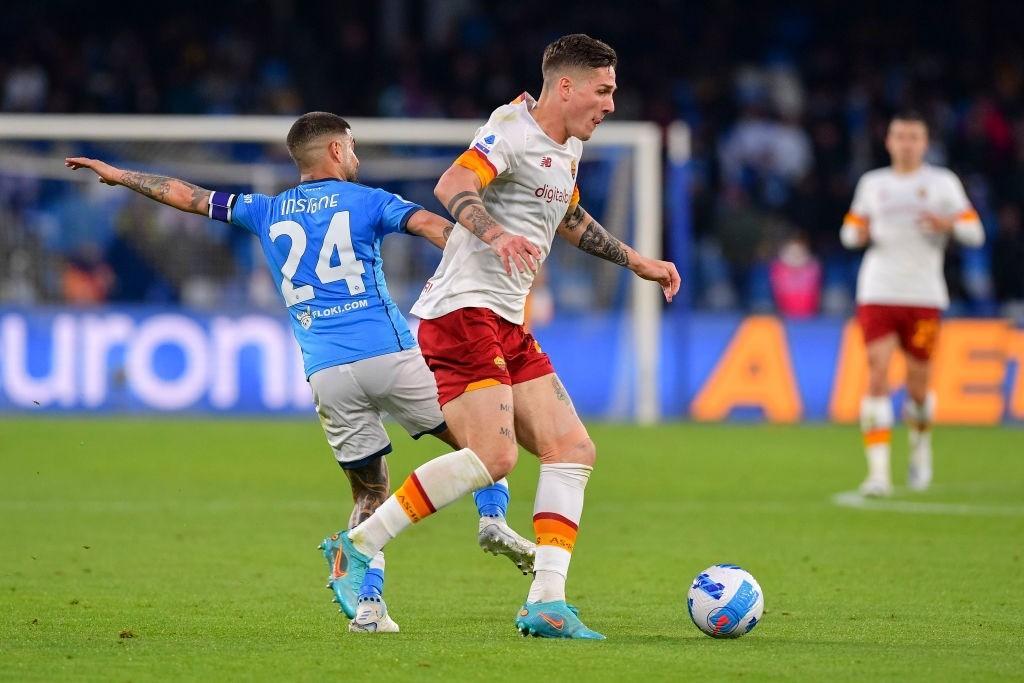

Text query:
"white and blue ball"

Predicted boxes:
[[686, 564, 764, 638]]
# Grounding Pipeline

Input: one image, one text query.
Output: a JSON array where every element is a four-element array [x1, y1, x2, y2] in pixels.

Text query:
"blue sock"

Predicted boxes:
[[359, 567, 385, 599], [473, 478, 510, 518]]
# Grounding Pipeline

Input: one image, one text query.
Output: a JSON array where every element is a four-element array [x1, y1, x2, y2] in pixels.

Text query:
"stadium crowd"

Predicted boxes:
[[2, 0, 1023, 318]]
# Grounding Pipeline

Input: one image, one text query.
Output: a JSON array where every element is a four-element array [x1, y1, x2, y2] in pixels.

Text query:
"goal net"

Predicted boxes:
[[0, 115, 664, 421]]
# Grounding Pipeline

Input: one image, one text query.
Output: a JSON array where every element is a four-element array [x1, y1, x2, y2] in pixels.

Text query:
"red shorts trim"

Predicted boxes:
[[417, 308, 555, 407], [856, 304, 941, 360]]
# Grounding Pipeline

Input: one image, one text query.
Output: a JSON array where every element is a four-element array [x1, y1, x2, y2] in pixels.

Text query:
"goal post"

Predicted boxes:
[[0, 114, 667, 422]]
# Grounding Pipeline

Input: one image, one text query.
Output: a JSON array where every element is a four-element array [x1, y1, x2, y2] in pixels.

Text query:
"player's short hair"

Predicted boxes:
[[286, 112, 351, 167], [890, 110, 929, 131], [541, 34, 617, 82]]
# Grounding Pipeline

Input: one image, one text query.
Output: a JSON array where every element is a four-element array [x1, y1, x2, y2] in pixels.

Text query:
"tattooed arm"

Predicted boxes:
[[405, 209, 455, 250], [434, 163, 541, 274], [557, 203, 682, 302], [343, 458, 390, 529], [65, 157, 212, 216]]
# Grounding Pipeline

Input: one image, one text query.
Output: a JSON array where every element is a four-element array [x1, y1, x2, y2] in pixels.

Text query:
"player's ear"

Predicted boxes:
[[559, 75, 573, 101]]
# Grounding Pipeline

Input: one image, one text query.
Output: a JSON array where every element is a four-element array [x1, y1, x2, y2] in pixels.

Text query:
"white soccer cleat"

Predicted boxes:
[[348, 595, 400, 633], [859, 477, 893, 498], [478, 516, 536, 575], [907, 463, 932, 492]]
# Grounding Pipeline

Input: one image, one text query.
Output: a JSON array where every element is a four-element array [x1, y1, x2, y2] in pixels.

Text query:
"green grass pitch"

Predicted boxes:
[[2, 418, 1023, 681]]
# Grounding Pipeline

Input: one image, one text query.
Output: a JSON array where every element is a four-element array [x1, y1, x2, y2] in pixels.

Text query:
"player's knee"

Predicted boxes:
[[867, 370, 888, 396], [538, 431, 595, 467], [906, 384, 928, 405], [492, 447, 519, 480], [477, 443, 518, 480], [574, 438, 597, 468]]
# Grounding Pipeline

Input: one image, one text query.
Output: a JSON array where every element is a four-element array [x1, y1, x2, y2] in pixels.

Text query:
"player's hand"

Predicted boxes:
[[491, 231, 542, 275], [64, 157, 123, 186], [918, 211, 955, 234], [632, 257, 682, 302]]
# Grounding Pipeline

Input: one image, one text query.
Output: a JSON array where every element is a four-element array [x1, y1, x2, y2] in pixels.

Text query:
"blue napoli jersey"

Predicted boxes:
[[214, 179, 423, 377]]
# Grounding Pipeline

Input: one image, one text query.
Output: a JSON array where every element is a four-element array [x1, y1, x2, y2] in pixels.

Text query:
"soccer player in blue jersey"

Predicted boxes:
[[65, 111, 533, 632]]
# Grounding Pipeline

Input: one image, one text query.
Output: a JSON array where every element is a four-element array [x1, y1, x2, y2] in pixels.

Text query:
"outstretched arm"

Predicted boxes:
[[65, 157, 212, 216], [405, 209, 455, 250], [557, 203, 681, 302], [434, 164, 541, 274]]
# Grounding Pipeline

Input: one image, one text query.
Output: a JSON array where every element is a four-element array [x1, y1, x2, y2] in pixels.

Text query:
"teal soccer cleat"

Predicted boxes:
[[318, 530, 371, 619], [515, 600, 605, 640]]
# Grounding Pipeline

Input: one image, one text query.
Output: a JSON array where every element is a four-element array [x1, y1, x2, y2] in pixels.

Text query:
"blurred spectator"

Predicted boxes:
[[61, 245, 113, 305], [770, 235, 821, 318], [0, 250, 39, 304], [992, 204, 1024, 316], [1, 0, 1023, 314]]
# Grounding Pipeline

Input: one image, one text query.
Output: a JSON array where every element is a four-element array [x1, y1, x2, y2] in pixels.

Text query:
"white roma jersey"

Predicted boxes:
[[411, 96, 582, 325], [842, 164, 984, 309]]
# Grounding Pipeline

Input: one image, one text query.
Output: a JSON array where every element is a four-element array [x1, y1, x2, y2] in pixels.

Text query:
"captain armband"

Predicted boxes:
[[208, 191, 237, 222]]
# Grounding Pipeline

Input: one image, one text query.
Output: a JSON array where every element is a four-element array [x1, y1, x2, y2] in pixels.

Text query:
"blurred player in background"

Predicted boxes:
[[840, 111, 985, 497], [330, 34, 680, 638], [65, 112, 535, 632]]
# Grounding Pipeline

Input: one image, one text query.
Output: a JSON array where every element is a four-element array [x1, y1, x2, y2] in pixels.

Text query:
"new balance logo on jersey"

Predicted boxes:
[[534, 184, 572, 204], [540, 156, 552, 168]]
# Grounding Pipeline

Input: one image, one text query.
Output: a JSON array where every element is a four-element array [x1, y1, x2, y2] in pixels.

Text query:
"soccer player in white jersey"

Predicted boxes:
[[64, 112, 537, 633], [331, 34, 681, 638], [841, 111, 985, 497]]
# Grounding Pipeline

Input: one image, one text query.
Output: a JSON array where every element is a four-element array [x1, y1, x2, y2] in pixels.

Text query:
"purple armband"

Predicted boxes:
[[208, 191, 236, 222]]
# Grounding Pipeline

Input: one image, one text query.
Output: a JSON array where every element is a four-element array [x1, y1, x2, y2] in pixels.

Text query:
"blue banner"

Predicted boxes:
[[1, 307, 1020, 423]]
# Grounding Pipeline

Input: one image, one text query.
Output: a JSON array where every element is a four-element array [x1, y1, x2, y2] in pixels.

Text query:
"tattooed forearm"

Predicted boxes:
[[119, 171, 211, 213], [578, 219, 630, 267], [186, 184, 209, 211], [445, 190, 480, 219], [561, 204, 586, 233], [442, 223, 454, 242], [461, 205, 501, 239], [119, 171, 173, 201], [344, 457, 390, 528], [444, 190, 502, 241]]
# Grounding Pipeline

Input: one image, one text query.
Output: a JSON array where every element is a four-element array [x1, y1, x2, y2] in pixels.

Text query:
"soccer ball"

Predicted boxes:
[[686, 564, 764, 638]]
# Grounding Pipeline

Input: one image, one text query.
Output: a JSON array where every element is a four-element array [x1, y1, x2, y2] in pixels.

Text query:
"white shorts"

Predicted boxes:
[[308, 348, 446, 469]]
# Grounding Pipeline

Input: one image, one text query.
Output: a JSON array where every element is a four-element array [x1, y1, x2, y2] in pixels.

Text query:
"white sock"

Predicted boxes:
[[860, 396, 893, 483], [527, 463, 592, 604], [349, 448, 492, 557], [370, 551, 385, 571], [905, 393, 935, 470]]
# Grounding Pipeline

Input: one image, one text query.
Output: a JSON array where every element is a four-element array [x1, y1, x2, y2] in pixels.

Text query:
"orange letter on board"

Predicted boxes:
[[931, 320, 1010, 424], [1010, 330, 1024, 420], [691, 316, 802, 422]]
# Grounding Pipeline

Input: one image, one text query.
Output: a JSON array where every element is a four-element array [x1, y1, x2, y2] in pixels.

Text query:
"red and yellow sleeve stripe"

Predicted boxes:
[[533, 512, 579, 552], [843, 212, 868, 230], [455, 148, 498, 187], [570, 184, 580, 210], [395, 472, 436, 523], [956, 208, 980, 222]]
